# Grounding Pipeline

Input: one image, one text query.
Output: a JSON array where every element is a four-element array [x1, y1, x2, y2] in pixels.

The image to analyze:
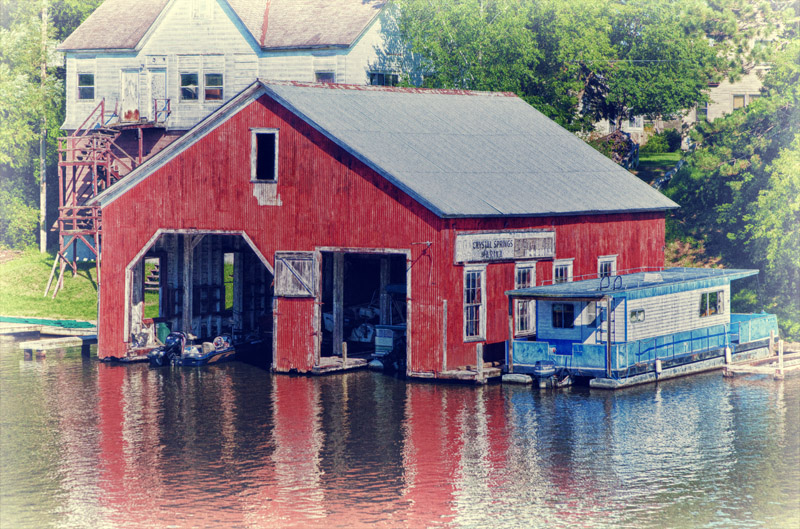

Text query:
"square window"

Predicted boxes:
[[598, 256, 617, 279], [251, 130, 278, 182], [552, 303, 575, 329], [205, 73, 223, 100], [630, 309, 645, 323], [275, 252, 316, 297], [699, 290, 724, 317], [464, 267, 485, 340], [733, 94, 745, 109], [315, 71, 335, 83], [78, 73, 94, 100], [181, 73, 199, 100], [553, 259, 573, 284]]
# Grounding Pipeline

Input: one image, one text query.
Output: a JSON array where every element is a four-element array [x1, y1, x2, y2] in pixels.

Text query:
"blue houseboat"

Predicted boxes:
[[506, 268, 778, 389]]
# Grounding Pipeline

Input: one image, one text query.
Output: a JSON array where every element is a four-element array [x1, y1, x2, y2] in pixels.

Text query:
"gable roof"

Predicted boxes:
[[58, 0, 385, 51], [92, 80, 679, 218]]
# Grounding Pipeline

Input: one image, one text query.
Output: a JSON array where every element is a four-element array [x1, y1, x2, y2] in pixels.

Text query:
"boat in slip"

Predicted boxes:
[[505, 268, 779, 389], [148, 332, 235, 367]]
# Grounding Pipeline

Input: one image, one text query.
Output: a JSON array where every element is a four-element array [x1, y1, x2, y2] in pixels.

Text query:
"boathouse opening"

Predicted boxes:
[[125, 232, 273, 360], [319, 251, 408, 365]]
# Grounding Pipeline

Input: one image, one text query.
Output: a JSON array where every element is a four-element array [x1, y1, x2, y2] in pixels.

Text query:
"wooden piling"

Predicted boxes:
[[775, 340, 784, 380], [342, 341, 348, 367], [476, 343, 484, 381]]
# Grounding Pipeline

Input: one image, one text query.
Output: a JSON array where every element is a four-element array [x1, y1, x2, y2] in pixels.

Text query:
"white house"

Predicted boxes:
[[58, 0, 412, 132]]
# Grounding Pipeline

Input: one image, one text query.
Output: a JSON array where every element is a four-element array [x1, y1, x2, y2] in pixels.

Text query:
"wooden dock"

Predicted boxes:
[[311, 356, 368, 374], [723, 341, 800, 380], [18, 335, 97, 359]]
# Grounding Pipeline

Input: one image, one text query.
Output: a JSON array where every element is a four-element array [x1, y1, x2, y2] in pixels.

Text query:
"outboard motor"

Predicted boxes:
[[147, 331, 187, 367]]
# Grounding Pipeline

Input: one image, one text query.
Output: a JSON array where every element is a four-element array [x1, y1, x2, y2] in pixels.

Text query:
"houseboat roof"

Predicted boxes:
[[58, 0, 385, 51], [507, 268, 758, 301], [90, 81, 679, 217]]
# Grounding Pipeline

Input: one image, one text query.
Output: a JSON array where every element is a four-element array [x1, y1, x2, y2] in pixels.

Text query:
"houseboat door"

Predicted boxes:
[[120, 69, 139, 122]]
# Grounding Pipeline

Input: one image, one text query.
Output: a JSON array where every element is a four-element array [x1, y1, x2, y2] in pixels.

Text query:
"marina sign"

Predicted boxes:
[[455, 230, 556, 263]]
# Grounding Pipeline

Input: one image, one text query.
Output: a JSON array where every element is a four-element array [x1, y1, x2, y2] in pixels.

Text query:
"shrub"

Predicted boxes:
[[643, 129, 683, 154], [0, 189, 38, 249]]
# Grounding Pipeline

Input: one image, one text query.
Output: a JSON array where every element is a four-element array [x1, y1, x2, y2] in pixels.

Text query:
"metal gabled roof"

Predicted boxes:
[[93, 80, 679, 218], [506, 268, 758, 301], [263, 82, 679, 217]]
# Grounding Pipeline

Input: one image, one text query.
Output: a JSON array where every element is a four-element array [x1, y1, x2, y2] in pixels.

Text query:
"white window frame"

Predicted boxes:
[[463, 265, 486, 342], [180, 72, 199, 101], [598, 255, 617, 279], [204, 72, 224, 101], [250, 128, 279, 183], [699, 290, 724, 318], [368, 71, 399, 86], [514, 262, 536, 336], [315, 71, 336, 83], [553, 258, 573, 284], [77, 72, 95, 100]]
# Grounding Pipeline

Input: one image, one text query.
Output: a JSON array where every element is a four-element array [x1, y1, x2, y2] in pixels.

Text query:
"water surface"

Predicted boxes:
[[1, 341, 798, 528]]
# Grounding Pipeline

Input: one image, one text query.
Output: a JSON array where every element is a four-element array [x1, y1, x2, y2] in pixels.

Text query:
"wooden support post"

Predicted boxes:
[[606, 296, 613, 378], [770, 330, 775, 354], [380, 256, 390, 325], [342, 341, 348, 367], [476, 342, 484, 381], [44, 256, 59, 296], [776, 339, 785, 380], [333, 252, 344, 357], [232, 252, 243, 338], [442, 299, 448, 372], [507, 312, 514, 373], [182, 234, 194, 334]]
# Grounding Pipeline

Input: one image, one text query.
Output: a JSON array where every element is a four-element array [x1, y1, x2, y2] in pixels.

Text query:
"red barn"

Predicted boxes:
[[91, 81, 677, 380]]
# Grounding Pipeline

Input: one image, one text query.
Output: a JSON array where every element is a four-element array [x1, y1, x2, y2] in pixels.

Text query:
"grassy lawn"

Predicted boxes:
[[0, 249, 98, 321], [634, 151, 682, 183]]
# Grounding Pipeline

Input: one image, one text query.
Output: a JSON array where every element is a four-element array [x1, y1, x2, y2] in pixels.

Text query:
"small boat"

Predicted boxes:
[[148, 332, 235, 367], [532, 360, 557, 378]]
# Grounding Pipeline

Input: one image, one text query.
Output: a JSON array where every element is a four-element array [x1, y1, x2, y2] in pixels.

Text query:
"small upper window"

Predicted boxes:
[[369, 72, 399, 87], [275, 252, 316, 297], [514, 263, 536, 335], [315, 71, 335, 83], [553, 259, 573, 284], [733, 94, 745, 110], [180, 73, 199, 100], [204, 73, 223, 101], [630, 309, 645, 323], [251, 130, 278, 182], [598, 255, 617, 279], [78, 74, 94, 100], [552, 303, 575, 329], [699, 291, 724, 318]]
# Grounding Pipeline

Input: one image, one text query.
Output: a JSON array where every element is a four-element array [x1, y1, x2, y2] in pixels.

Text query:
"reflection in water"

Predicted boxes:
[[1, 340, 798, 528]]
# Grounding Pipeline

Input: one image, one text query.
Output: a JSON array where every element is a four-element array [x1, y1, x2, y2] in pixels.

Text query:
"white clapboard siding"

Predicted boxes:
[[61, 0, 407, 131], [626, 285, 731, 342]]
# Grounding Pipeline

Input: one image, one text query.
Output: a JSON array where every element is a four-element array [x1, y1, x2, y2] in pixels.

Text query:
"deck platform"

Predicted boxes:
[[19, 335, 97, 359], [723, 346, 800, 379], [311, 356, 369, 374], [438, 363, 502, 384]]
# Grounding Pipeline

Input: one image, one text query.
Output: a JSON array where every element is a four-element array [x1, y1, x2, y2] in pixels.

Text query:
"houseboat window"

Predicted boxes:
[[699, 290, 724, 317], [553, 259, 573, 284], [251, 130, 278, 182], [315, 71, 336, 83], [180, 73, 199, 100], [697, 103, 709, 121], [515, 263, 536, 335], [733, 94, 746, 110], [552, 303, 574, 329], [78, 74, 94, 100], [630, 309, 645, 323], [598, 255, 617, 278], [204, 73, 223, 100], [463, 267, 485, 340], [275, 252, 316, 297], [369, 72, 399, 86]]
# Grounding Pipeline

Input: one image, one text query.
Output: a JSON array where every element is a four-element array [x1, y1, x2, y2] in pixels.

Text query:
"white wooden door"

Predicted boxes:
[[149, 69, 167, 122], [120, 69, 139, 122]]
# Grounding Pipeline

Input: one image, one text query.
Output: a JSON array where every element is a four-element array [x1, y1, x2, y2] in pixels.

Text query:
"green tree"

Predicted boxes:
[[0, 0, 101, 249], [667, 38, 800, 338]]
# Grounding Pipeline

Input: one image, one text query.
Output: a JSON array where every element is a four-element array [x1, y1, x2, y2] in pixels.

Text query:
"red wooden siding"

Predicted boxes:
[[98, 93, 666, 377]]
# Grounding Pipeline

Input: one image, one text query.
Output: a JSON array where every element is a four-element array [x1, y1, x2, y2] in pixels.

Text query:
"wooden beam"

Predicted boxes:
[[380, 256, 390, 325], [442, 299, 448, 372], [182, 234, 194, 334], [332, 252, 344, 357]]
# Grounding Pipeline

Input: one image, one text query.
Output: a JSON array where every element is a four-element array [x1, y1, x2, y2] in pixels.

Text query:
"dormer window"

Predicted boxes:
[[251, 129, 278, 182], [78, 73, 94, 100]]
